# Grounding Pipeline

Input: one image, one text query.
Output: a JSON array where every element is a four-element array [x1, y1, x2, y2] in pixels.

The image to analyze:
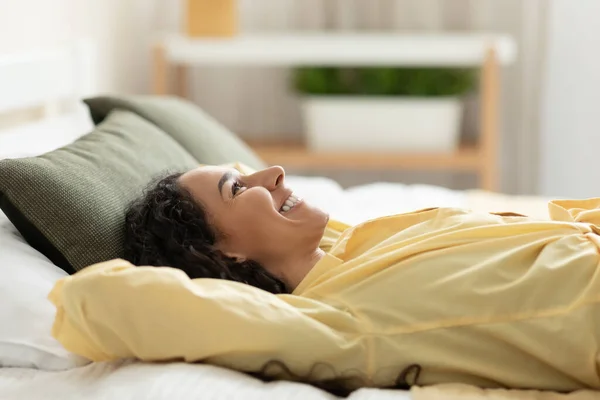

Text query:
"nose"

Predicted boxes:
[[249, 165, 285, 191]]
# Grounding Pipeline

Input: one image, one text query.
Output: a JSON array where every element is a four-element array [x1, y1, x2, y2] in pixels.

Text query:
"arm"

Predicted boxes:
[[49, 259, 360, 373], [548, 197, 600, 226]]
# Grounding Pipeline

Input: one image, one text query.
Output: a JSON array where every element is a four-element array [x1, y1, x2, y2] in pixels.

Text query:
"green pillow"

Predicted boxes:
[[0, 110, 198, 274], [84, 95, 266, 170]]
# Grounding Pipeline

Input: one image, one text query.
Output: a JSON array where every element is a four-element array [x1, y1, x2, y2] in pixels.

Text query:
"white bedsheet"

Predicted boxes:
[[0, 360, 412, 400], [285, 176, 468, 225]]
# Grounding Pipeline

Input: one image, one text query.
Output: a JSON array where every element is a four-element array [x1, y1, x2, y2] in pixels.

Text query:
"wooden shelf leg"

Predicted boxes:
[[174, 65, 189, 99], [152, 43, 169, 95], [479, 46, 500, 192]]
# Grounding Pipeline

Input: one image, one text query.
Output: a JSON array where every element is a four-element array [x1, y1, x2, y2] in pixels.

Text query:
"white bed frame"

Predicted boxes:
[[0, 39, 96, 123], [0, 39, 97, 158]]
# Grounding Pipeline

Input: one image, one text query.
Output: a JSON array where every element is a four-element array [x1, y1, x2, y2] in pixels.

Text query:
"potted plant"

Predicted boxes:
[[293, 66, 477, 153]]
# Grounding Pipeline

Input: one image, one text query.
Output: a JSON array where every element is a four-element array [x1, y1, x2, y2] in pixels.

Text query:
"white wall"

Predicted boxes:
[[0, 0, 169, 94], [539, 0, 600, 198]]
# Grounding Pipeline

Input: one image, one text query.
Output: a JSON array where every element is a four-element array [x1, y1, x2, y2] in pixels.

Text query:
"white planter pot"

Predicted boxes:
[[302, 97, 463, 153]]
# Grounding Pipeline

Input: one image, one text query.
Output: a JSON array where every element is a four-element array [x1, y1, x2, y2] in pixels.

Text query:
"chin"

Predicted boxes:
[[314, 209, 330, 229], [307, 203, 328, 220], [297, 205, 329, 231]]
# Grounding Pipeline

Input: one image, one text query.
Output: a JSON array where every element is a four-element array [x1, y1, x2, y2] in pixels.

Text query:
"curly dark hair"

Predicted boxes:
[[123, 173, 288, 294]]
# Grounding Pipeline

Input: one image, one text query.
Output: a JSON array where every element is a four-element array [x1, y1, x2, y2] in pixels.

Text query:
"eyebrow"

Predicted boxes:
[[217, 171, 234, 196]]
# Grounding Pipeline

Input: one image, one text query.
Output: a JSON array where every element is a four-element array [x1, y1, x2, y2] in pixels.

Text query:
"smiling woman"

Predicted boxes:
[[65, 164, 600, 391], [124, 164, 330, 293]]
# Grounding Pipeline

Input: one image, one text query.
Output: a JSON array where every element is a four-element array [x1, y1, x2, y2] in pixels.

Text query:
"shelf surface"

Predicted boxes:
[[161, 33, 517, 66], [249, 142, 482, 171]]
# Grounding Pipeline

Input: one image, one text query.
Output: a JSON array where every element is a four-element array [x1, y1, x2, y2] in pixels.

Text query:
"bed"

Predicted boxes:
[[0, 40, 594, 400]]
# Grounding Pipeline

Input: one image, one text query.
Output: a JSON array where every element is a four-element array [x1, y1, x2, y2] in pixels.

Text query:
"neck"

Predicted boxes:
[[263, 247, 325, 292]]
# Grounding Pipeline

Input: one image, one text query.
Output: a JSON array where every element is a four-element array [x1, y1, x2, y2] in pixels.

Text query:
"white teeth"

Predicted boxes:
[[280, 193, 301, 213]]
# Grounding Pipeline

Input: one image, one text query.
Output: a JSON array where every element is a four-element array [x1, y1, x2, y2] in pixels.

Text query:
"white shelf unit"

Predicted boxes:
[[161, 33, 516, 66], [152, 33, 517, 191]]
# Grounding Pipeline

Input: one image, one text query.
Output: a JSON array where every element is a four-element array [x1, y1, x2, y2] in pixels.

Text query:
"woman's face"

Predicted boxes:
[[179, 165, 329, 271]]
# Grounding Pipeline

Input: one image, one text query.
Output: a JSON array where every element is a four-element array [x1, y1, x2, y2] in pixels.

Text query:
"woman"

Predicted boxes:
[[52, 164, 600, 392], [124, 164, 333, 294]]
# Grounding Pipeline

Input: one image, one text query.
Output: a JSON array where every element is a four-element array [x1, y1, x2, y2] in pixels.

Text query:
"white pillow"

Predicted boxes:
[[0, 101, 94, 160], [0, 104, 93, 369], [0, 212, 90, 370]]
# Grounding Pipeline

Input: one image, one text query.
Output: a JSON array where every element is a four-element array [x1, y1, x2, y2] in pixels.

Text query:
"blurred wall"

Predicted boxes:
[[0, 0, 163, 94], [0, 0, 558, 195], [539, 0, 600, 198]]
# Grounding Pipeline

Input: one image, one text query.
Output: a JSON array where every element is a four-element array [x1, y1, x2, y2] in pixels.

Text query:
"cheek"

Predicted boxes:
[[242, 189, 278, 214], [226, 191, 282, 238]]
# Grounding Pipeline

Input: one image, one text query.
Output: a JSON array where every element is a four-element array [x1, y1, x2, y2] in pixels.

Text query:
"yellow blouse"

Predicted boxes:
[[49, 198, 600, 391]]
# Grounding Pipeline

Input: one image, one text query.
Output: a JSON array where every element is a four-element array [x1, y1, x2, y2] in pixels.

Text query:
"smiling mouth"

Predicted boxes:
[[279, 192, 301, 214]]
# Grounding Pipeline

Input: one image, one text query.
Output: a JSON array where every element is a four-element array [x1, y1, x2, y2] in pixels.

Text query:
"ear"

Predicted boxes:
[[215, 231, 248, 262], [215, 240, 247, 262], [222, 251, 247, 262]]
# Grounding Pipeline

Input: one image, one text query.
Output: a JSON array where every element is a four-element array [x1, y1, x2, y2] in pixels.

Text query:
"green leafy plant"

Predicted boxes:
[[293, 67, 478, 97]]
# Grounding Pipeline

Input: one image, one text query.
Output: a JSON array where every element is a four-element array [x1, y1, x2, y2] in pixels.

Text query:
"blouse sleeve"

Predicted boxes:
[[548, 197, 600, 226], [48, 259, 360, 376]]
